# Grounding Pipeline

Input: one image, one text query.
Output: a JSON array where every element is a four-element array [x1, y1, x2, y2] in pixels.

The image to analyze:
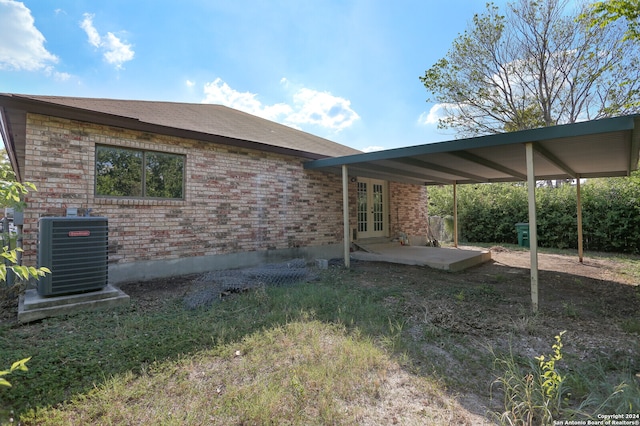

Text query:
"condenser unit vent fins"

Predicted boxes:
[[37, 217, 108, 297]]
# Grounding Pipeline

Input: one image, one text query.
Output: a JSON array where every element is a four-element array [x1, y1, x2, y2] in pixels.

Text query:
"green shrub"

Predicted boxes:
[[427, 171, 640, 253]]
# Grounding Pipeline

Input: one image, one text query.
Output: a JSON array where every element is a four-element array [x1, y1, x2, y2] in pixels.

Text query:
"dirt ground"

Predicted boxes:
[[1, 246, 638, 422]]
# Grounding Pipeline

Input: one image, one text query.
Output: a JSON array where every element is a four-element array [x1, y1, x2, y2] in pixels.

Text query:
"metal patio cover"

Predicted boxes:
[[304, 115, 640, 185], [305, 114, 640, 313]]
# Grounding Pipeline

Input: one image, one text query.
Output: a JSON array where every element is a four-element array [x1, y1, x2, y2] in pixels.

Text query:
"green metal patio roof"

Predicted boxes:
[[304, 115, 640, 185]]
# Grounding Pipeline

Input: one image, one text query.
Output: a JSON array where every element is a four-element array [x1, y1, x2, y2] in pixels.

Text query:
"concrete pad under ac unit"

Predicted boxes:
[[17, 285, 130, 323]]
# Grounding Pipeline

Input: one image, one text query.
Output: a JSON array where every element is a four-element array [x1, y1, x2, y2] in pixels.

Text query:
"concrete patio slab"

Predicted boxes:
[[18, 285, 130, 323], [351, 242, 491, 272]]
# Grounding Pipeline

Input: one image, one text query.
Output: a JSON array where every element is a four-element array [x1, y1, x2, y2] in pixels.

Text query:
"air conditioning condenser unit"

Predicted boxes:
[[37, 217, 108, 297]]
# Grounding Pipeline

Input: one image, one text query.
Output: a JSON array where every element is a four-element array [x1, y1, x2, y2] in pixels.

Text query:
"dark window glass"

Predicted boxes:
[[95, 145, 184, 199], [145, 151, 184, 199]]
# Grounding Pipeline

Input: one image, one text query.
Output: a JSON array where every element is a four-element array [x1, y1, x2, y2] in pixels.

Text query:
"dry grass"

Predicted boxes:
[[30, 321, 486, 425]]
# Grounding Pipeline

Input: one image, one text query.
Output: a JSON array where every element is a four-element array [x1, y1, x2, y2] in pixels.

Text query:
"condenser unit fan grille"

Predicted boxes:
[[37, 217, 108, 297]]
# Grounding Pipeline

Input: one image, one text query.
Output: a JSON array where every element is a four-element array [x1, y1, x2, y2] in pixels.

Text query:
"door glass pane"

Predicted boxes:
[[373, 183, 384, 232], [357, 182, 367, 232]]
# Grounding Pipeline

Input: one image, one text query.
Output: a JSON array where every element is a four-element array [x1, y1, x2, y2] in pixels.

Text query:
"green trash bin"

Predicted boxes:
[[515, 223, 529, 247]]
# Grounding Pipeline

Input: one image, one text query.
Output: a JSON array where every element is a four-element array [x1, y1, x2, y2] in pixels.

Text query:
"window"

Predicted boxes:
[[95, 145, 185, 199]]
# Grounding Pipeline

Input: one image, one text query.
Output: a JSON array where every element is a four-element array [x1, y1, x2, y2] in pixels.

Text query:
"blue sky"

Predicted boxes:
[[0, 0, 512, 152]]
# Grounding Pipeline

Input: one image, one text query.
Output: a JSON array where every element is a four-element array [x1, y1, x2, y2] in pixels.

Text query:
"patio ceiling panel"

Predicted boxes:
[[447, 149, 528, 181], [390, 157, 491, 183], [410, 152, 511, 182], [536, 130, 633, 178], [455, 144, 571, 182], [346, 165, 428, 185], [373, 159, 456, 184]]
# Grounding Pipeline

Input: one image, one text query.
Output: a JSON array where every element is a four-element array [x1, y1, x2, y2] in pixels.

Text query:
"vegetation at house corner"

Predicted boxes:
[[0, 357, 30, 388], [428, 171, 640, 254], [0, 152, 49, 389]]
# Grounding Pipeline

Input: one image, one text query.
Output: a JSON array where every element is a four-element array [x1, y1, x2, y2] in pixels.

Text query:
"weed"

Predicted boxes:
[[566, 363, 640, 417], [380, 318, 407, 353], [492, 331, 640, 424], [563, 302, 579, 319], [620, 318, 640, 334], [491, 331, 568, 425], [535, 331, 566, 402], [511, 313, 540, 336]]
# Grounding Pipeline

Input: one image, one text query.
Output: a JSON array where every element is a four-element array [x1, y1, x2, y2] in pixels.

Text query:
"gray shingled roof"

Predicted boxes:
[[0, 94, 360, 170]]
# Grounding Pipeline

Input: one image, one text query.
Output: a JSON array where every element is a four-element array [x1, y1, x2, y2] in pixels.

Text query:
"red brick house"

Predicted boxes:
[[0, 94, 428, 283]]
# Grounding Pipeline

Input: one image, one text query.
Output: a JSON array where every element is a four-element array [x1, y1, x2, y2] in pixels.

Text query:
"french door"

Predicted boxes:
[[356, 178, 388, 239]]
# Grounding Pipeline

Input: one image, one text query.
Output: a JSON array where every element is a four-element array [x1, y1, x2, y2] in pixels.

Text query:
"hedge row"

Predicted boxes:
[[427, 172, 640, 254]]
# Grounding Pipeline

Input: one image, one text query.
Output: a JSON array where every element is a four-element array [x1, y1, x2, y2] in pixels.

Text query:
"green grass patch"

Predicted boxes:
[[22, 321, 395, 425]]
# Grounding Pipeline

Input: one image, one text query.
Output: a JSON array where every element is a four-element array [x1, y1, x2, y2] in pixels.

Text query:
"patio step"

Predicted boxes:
[[353, 238, 393, 253]]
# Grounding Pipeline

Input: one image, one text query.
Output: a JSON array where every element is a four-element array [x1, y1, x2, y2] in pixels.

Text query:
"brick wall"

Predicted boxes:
[[389, 181, 429, 238], [21, 114, 345, 266], [21, 114, 429, 267]]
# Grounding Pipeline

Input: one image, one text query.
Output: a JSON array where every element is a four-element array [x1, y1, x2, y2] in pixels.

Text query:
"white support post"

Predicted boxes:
[[526, 143, 539, 313], [576, 175, 584, 263], [453, 181, 458, 248], [342, 165, 350, 268]]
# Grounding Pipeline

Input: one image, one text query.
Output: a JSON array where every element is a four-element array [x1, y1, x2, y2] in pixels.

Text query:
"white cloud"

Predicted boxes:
[[287, 88, 360, 131], [202, 78, 360, 132], [362, 145, 385, 153], [80, 14, 101, 47], [102, 32, 134, 66], [203, 78, 293, 121], [185, 79, 195, 88], [418, 103, 457, 125], [80, 13, 134, 69], [0, 0, 58, 71]]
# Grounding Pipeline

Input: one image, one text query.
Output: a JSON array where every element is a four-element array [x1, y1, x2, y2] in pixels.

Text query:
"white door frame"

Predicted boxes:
[[356, 177, 388, 239]]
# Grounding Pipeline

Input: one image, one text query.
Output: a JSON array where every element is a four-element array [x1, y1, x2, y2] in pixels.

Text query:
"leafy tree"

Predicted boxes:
[[585, 0, 640, 41], [420, 0, 640, 136]]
